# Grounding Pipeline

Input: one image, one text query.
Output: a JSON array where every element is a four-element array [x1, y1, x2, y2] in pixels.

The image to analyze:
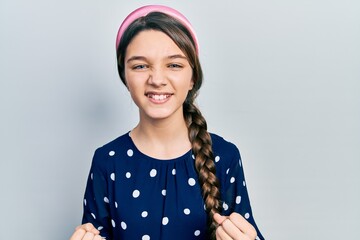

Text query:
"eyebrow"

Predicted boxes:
[[167, 54, 187, 60], [126, 54, 187, 63]]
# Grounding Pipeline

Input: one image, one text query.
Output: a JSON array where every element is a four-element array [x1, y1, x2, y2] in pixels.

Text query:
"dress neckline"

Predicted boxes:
[[126, 131, 193, 163]]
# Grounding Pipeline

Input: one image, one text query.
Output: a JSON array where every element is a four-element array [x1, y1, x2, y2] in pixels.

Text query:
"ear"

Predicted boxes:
[[189, 78, 194, 90]]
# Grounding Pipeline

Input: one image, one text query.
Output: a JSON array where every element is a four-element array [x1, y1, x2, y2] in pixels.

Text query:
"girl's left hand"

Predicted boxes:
[[213, 212, 257, 240]]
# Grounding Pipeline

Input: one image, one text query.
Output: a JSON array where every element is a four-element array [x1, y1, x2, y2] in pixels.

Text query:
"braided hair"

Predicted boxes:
[[117, 12, 221, 239]]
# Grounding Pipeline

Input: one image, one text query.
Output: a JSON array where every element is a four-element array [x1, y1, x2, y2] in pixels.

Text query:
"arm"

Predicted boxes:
[[217, 147, 264, 240], [71, 148, 113, 239]]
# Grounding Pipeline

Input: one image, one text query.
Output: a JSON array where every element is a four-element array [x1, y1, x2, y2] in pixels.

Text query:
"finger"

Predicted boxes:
[[216, 229, 223, 240], [221, 217, 248, 240], [213, 213, 227, 225], [216, 224, 232, 240], [229, 213, 257, 239], [93, 235, 104, 240], [84, 223, 100, 235], [75, 223, 100, 235], [83, 231, 96, 240], [70, 228, 86, 240]]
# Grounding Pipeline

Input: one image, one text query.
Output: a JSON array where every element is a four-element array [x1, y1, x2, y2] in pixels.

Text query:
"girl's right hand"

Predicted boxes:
[[70, 223, 103, 240]]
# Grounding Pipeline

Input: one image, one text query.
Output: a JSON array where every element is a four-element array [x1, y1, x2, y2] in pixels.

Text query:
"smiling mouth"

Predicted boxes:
[[146, 93, 173, 100]]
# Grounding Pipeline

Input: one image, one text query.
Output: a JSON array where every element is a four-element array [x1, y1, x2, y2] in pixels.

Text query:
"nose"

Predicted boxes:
[[147, 68, 167, 87]]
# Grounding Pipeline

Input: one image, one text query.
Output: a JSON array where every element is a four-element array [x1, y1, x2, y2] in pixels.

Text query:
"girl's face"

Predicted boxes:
[[124, 30, 194, 122]]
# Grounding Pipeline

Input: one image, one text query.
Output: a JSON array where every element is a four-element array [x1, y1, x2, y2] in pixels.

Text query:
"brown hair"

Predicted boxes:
[[116, 12, 221, 238]]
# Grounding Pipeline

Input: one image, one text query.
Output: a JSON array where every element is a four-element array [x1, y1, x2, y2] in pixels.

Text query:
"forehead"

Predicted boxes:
[[125, 30, 184, 58]]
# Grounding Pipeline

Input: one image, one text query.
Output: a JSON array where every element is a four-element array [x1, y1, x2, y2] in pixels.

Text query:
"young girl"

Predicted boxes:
[[70, 5, 264, 240]]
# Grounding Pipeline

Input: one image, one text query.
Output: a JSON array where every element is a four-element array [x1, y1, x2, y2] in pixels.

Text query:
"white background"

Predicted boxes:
[[1, 0, 359, 239]]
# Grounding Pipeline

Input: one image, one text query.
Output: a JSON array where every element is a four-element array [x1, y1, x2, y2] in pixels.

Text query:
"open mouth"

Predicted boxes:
[[146, 93, 173, 101]]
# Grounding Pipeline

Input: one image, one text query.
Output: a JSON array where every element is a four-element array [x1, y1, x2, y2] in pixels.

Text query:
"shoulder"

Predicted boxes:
[[210, 133, 244, 188], [210, 133, 241, 174], [210, 133, 240, 160], [91, 132, 132, 166], [210, 133, 242, 172], [97, 132, 131, 153]]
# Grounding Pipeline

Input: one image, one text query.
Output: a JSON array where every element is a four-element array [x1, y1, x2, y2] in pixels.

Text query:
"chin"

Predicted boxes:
[[147, 113, 173, 120], [143, 109, 181, 121]]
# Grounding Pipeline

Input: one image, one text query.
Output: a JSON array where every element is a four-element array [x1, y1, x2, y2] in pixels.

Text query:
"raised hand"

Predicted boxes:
[[70, 223, 103, 240], [214, 213, 257, 240]]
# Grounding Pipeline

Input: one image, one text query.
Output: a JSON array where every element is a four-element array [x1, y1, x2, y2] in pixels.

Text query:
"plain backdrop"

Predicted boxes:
[[1, 0, 359, 239]]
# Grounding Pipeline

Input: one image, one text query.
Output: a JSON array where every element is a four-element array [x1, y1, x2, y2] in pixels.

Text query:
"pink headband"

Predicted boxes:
[[116, 5, 199, 53]]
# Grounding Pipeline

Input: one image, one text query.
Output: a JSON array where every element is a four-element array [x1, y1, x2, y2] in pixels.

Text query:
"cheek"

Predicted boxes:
[[124, 68, 134, 84], [124, 78, 140, 97], [125, 71, 147, 89], [126, 81, 142, 97], [171, 70, 193, 88]]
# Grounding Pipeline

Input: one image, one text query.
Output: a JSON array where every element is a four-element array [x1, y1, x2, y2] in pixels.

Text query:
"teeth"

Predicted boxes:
[[149, 94, 169, 100]]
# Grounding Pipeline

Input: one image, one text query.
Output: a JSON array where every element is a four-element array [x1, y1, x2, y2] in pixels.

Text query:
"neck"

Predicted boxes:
[[130, 110, 191, 159]]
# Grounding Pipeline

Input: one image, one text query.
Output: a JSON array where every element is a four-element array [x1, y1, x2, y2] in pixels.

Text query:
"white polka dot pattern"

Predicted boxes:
[[121, 221, 127, 230], [236, 196, 241, 204], [223, 202, 229, 211], [150, 169, 157, 177], [162, 217, 169, 225], [132, 190, 140, 198], [111, 219, 115, 228], [81, 133, 263, 239], [184, 208, 190, 215], [127, 149, 133, 157], [188, 178, 196, 186]]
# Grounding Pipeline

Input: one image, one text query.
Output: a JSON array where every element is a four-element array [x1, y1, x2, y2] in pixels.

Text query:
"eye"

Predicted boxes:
[[168, 63, 183, 69], [132, 64, 148, 70]]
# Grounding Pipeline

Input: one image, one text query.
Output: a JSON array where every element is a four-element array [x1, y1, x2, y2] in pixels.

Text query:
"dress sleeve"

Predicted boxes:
[[82, 148, 113, 239], [221, 147, 265, 240]]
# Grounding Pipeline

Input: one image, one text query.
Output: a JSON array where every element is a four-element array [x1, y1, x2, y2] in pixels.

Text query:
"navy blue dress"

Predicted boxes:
[[82, 132, 264, 240]]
